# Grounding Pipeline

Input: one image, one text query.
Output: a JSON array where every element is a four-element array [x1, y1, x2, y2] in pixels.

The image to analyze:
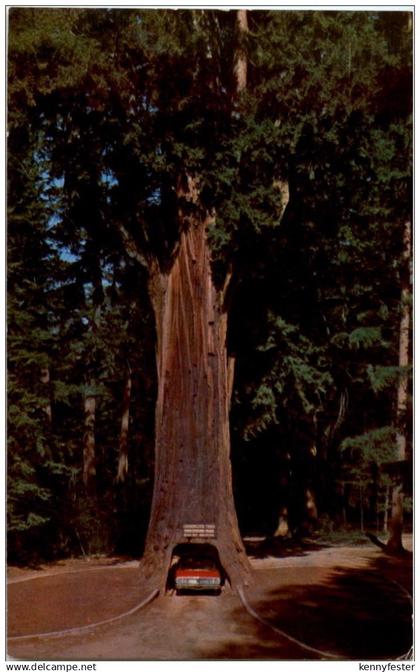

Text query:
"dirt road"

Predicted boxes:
[[7, 539, 413, 661]]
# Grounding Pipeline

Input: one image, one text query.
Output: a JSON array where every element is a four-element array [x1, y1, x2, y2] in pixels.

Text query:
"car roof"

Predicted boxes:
[[178, 555, 216, 564]]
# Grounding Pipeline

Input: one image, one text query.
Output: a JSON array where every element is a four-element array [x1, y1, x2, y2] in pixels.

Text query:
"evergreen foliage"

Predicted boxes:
[[7, 8, 412, 560]]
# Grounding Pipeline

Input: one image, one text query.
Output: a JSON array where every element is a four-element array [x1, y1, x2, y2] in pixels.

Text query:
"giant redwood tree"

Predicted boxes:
[[8, 8, 412, 572], [139, 179, 251, 589], [123, 10, 256, 590]]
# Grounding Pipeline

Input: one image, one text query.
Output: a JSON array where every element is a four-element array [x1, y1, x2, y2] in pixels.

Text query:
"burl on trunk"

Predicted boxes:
[[140, 176, 252, 592]]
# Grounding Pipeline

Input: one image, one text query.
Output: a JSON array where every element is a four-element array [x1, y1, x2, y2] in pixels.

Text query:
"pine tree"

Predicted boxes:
[[7, 8, 412, 566], [7, 120, 65, 559]]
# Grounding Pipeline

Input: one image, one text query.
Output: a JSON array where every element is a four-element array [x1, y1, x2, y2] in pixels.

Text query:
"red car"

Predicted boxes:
[[174, 555, 222, 594]]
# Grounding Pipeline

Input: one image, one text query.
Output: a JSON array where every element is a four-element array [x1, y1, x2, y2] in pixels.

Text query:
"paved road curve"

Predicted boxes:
[[7, 543, 413, 661]]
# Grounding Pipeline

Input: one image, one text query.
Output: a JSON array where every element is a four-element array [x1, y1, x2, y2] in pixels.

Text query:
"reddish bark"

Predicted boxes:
[[138, 11, 253, 592], [274, 506, 290, 538], [387, 219, 411, 553], [83, 389, 96, 488], [139, 177, 251, 592], [227, 354, 235, 408], [387, 483, 404, 553], [234, 10, 248, 94], [116, 367, 132, 483]]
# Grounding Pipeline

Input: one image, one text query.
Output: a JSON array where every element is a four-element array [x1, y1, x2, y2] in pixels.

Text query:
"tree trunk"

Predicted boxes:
[[83, 385, 96, 489], [359, 482, 364, 533], [387, 219, 411, 553], [305, 487, 318, 521], [116, 365, 132, 483], [274, 506, 290, 538], [139, 10, 252, 593], [387, 483, 403, 551], [140, 177, 251, 592], [383, 483, 390, 533], [234, 9, 248, 94], [396, 220, 411, 461], [302, 486, 318, 534], [227, 354, 235, 408]]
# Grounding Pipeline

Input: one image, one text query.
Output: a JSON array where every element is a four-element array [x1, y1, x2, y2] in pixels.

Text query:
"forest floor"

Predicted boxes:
[[7, 534, 413, 661]]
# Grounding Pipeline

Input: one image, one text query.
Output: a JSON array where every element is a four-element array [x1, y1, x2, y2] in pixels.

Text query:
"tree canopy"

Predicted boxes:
[[7, 8, 412, 562]]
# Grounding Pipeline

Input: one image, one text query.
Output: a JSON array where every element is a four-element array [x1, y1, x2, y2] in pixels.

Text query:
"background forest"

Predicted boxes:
[[7, 8, 412, 564]]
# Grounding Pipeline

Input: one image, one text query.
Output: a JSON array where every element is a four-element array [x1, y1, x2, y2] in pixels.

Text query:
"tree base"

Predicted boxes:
[[366, 532, 407, 556], [138, 536, 253, 596]]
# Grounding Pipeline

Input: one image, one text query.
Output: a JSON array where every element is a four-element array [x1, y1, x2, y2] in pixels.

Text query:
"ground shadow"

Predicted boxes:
[[204, 550, 413, 660], [244, 536, 329, 560], [7, 546, 413, 660]]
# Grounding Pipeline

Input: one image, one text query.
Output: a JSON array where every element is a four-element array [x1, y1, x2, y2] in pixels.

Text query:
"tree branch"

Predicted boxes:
[[116, 221, 149, 269], [222, 264, 233, 305]]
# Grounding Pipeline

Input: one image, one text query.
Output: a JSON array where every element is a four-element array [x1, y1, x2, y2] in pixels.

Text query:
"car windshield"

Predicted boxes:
[[179, 557, 215, 569]]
